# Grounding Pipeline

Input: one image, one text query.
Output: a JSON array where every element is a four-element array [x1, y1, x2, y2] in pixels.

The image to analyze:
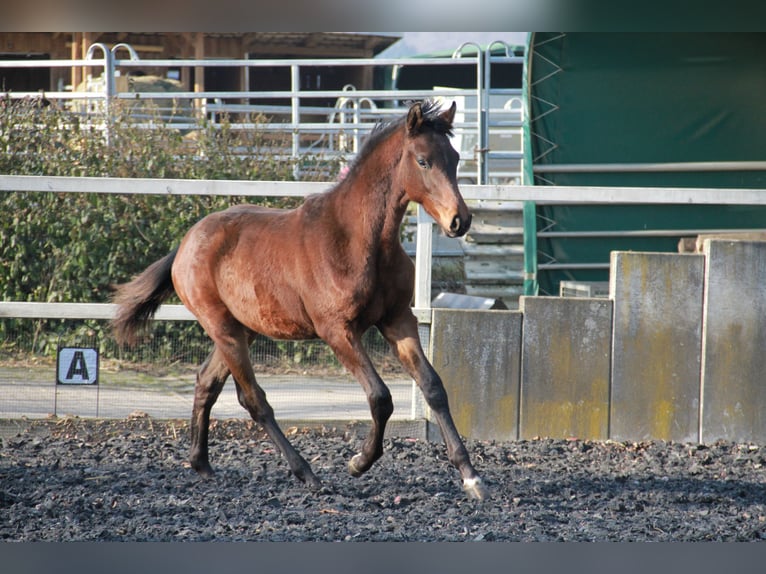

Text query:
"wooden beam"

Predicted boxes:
[[193, 32, 205, 111], [70, 32, 80, 89]]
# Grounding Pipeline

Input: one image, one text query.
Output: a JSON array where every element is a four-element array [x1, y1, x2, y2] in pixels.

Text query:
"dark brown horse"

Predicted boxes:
[[112, 100, 487, 500]]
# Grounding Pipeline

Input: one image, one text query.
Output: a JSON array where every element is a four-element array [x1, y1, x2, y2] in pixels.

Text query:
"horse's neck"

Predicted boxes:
[[332, 179, 405, 256], [337, 139, 408, 252]]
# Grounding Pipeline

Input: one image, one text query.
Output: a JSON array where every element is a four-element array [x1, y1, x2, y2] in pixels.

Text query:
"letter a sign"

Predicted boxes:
[[57, 347, 99, 385]]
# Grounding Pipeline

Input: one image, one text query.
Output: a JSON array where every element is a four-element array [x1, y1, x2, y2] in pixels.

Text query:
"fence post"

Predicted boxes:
[[414, 205, 434, 310], [291, 63, 301, 177], [452, 43, 485, 184], [85, 42, 114, 145]]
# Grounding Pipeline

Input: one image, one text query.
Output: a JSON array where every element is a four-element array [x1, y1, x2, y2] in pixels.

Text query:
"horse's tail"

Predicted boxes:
[[111, 248, 178, 346]]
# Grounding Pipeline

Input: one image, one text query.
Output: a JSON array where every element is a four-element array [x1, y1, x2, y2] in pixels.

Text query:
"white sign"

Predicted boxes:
[[57, 347, 99, 385]]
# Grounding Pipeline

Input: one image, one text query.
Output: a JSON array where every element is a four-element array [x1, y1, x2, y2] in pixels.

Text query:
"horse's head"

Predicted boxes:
[[399, 101, 472, 238]]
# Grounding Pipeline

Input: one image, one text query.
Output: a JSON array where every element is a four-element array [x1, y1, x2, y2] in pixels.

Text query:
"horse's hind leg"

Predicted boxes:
[[380, 313, 488, 501], [232, 373, 322, 490], [208, 322, 322, 490], [189, 347, 229, 477]]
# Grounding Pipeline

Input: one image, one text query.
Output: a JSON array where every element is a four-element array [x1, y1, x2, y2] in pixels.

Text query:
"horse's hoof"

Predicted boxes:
[[348, 454, 365, 478], [293, 465, 322, 491], [463, 477, 489, 501], [305, 474, 323, 492], [191, 461, 215, 479]]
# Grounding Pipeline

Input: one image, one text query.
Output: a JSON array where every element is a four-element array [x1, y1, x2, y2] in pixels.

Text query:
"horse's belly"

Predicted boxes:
[[222, 286, 317, 341], [245, 309, 317, 341]]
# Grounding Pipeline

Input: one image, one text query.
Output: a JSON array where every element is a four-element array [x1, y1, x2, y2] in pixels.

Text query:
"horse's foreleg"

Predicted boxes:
[[380, 314, 488, 501], [189, 348, 230, 477], [322, 328, 393, 477]]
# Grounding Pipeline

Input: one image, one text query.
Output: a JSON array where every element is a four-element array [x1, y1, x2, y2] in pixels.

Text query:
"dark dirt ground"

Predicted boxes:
[[1, 415, 765, 542]]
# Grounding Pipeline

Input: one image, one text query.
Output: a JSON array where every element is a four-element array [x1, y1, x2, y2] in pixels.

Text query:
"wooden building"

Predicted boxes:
[[0, 32, 400, 94]]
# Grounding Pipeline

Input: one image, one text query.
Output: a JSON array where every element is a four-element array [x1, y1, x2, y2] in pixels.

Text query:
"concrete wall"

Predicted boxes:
[[429, 309, 522, 441], [519, 296, 612, 440], [701, 240, 766, 443], [609, 251, 705, 443], [430, 240, 766, 444]]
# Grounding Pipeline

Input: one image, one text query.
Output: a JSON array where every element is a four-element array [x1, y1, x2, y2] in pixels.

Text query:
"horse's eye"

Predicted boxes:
[[417, 158, 429, 169]]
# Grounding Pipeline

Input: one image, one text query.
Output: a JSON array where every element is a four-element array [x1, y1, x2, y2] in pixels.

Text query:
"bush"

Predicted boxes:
[[0, 96, 351, 364]]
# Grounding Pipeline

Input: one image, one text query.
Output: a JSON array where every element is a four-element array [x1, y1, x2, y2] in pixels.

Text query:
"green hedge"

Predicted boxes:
[[0, 97, 349, 363]]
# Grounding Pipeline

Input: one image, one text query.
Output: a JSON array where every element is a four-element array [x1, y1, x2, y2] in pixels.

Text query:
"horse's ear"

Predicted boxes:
[[406, 102, 424, 135], [441, 101, 457, 126]]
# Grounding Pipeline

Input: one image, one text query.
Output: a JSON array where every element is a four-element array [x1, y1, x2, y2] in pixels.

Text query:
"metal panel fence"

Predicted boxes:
[[0, 43, 525, 185]]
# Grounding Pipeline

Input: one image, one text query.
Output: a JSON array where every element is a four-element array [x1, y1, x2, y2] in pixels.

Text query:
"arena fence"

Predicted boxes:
[[2, 176, 765, 437]]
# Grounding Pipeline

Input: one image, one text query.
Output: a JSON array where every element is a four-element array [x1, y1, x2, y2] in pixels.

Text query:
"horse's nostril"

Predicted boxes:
[[449, 213, 471, 236]]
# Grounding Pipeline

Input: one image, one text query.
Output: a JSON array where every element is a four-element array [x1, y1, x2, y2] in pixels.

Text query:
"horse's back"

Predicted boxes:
[[210, 202, 286, 225], [184, 203, 297, 245], [173, 202, 321, 339]]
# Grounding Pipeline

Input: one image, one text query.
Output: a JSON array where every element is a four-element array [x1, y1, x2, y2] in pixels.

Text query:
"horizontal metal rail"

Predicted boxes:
[[0, 301, 433, 325], [0, 55, 522, 69], [538, 262, 610, 270], [0, 175, 326, 197], [0, 302, 193, 321], [3, 176, 766, 320], [110, 56, 488, 68], [0, 59, 112, 68], [3, 176, 765, 206], [537, 227, 766, 239], [459, 184, 766, 205]]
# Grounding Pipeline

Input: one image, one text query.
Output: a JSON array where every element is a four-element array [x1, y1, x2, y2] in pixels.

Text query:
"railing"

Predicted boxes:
[[5, 43, 764, 298], [2, 174, 766, 316], [2, 176, 765, 421], [0, 43, 525, 185]]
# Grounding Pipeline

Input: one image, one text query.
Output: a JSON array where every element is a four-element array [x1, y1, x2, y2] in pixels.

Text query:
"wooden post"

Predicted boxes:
[[70, 32, 81, 90], [193, 32, 205, 113], [81, 32, 94, 89]]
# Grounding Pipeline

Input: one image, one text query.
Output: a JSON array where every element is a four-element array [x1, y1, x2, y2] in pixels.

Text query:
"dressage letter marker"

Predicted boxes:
[[57, 347, 99, 385]]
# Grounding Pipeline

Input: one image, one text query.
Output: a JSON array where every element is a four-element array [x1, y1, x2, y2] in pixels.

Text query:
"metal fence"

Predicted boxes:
[[3, 44, 765, 424], [0, 42, 525, 185], [2, 175, 765, 422], [0, 311, 411, 422], [0, 36, 526, 423]]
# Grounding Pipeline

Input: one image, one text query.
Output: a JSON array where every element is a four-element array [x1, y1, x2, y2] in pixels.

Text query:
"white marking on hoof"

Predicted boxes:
[[463, 477, 489, 500], [348, 454, 364, 477]]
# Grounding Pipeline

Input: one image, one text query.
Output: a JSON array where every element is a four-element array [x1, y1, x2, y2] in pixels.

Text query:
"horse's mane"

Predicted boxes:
[[345, 100, 453, 175]]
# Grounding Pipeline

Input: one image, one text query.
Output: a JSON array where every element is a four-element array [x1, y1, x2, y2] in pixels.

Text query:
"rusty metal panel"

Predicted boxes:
[[701, 240, 766, 443], [609, 252, 705, 443], [519, 296, 612, 440], [430, 309, 522, 441]]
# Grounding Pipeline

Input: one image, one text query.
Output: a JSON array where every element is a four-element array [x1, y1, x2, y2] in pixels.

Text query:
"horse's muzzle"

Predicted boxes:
[[448, 212, 472, 238]]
